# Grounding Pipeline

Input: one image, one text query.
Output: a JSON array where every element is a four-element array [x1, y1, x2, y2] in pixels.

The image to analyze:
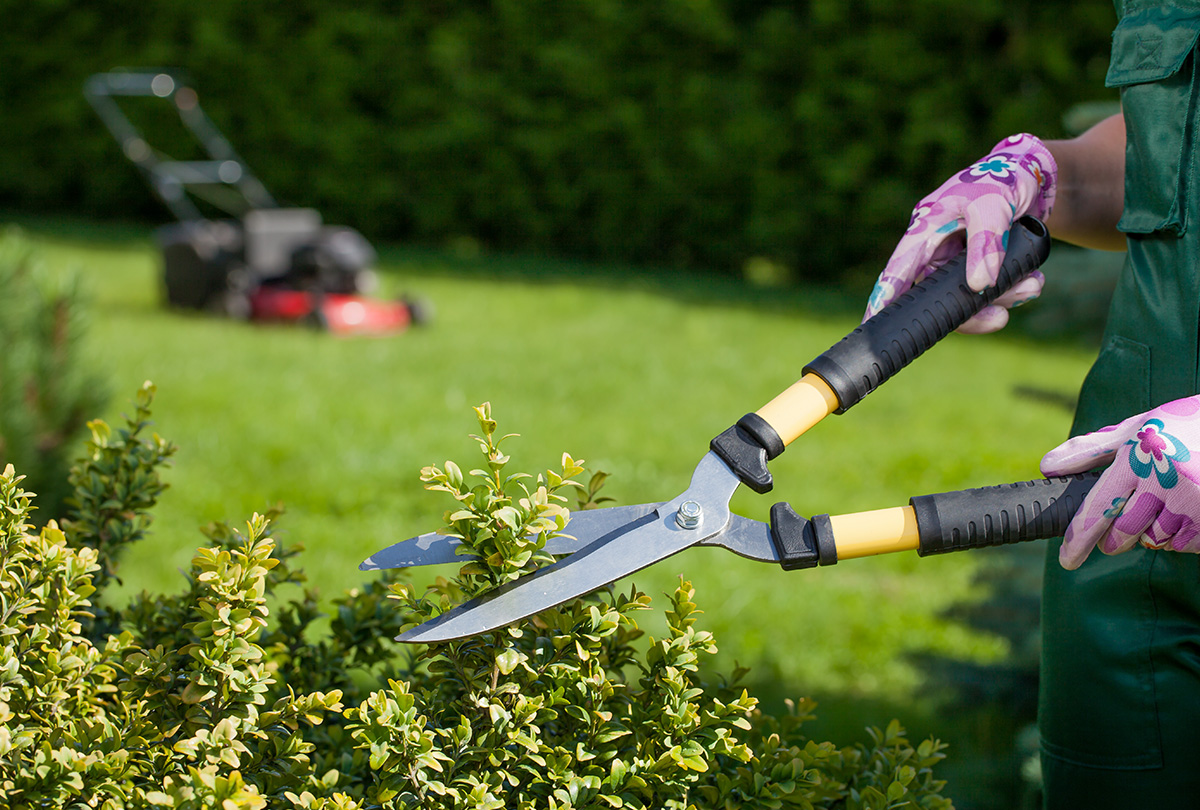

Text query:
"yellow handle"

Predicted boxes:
[[827, 506, 920, 560], [755, 373, 840, 447]]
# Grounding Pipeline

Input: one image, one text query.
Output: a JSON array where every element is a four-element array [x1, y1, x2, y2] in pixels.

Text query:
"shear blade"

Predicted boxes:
[[396, 452, 747, 643], [396, 510, 666, 642], [358, 503, 662, 570]]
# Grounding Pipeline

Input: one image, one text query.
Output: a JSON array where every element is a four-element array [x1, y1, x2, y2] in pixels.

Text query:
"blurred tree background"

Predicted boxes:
[[1, 0, 1116, 282]]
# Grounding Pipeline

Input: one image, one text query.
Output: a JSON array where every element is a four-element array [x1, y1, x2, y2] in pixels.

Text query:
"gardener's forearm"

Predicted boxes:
[[1043, 113, 1128, 251]]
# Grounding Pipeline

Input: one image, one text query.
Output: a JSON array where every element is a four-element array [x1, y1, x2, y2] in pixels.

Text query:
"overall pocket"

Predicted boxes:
[[1070, 334, 1151, 437], [1106, 6, 1200, 235]]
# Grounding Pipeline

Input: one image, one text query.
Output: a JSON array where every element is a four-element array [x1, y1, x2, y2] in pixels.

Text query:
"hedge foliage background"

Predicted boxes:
[[2, 0, 1115, 279]]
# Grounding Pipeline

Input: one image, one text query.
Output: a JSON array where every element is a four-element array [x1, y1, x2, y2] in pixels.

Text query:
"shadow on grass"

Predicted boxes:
[[374, 237, 1121, 355], [733, 542, 1053, 810], [3, 211, 161, 246], [8, 210, 1120, 345], [736, 667, 1040, 810], [378, 239, 870, 323]]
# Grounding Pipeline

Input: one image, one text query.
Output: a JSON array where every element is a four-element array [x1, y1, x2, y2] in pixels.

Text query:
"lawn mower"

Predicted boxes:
[[84, 69, 427, 335]]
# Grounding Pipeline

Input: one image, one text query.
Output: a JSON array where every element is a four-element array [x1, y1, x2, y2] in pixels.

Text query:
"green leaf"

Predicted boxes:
[[180, 679, 216, 704], [495, 648, 525, 675], [493, 506, 521, 531]]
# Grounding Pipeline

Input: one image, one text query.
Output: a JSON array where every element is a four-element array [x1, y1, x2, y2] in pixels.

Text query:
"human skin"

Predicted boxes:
[[1043, 113, 1127, 251]]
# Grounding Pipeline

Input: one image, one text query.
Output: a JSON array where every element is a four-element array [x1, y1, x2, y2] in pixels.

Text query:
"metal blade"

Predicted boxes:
[[359, 530, 462, 570], [358, 503, 662, 570], [708, 512, 779, 563], [396, 452, 741, 643], [536, 511, 779, 562]]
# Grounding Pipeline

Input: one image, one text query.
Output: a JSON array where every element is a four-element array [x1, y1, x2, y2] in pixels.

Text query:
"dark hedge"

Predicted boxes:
[[0, 0, 1115, 279]]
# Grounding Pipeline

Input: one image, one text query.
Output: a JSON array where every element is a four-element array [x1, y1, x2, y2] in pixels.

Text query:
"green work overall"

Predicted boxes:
[[1038, 2, 1200, 806]]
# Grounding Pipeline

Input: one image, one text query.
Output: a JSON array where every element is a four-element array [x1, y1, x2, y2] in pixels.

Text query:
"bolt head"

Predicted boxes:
[[676, 500, 702, 529]]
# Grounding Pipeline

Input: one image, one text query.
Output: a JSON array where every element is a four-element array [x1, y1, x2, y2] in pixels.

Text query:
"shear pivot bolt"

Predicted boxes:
[[676, 500, 703, 529]]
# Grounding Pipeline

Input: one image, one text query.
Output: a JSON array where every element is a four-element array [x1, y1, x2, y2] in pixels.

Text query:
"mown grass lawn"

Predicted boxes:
[[20, 218, 1099, 801]]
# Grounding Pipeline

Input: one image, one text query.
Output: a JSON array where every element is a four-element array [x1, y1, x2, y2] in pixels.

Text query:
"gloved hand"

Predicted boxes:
[[864, 133, 1058, 333], [1041, 396, 1200, 570]]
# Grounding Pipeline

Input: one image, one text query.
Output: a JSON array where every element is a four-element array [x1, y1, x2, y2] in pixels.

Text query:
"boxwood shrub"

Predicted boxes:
[[0, 388, 954, 808]]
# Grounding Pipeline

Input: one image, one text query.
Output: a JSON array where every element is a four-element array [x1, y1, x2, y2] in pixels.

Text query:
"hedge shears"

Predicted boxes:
[[364, 217, 1092, 644]]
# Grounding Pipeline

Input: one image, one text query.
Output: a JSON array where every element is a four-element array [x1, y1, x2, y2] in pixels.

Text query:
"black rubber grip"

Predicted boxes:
[[911, 472, 1100, 556], [770, 503, 839, 570], [710, 413, 787, 493], [805, 216, 1051, 414]]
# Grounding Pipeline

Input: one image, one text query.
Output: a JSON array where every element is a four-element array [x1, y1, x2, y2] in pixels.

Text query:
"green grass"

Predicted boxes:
[[19, 218, 1098, 803]]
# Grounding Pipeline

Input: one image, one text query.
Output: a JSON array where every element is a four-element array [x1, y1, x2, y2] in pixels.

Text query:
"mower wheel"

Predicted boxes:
[[158, 220, 242, 310], [402, 295, 435, 327], [211, 289, 253, 320]]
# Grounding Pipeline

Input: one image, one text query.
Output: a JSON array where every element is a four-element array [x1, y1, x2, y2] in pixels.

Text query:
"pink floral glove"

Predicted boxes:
[[865, 133, 1058, 334], [1040, 396, 1200, 570]]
